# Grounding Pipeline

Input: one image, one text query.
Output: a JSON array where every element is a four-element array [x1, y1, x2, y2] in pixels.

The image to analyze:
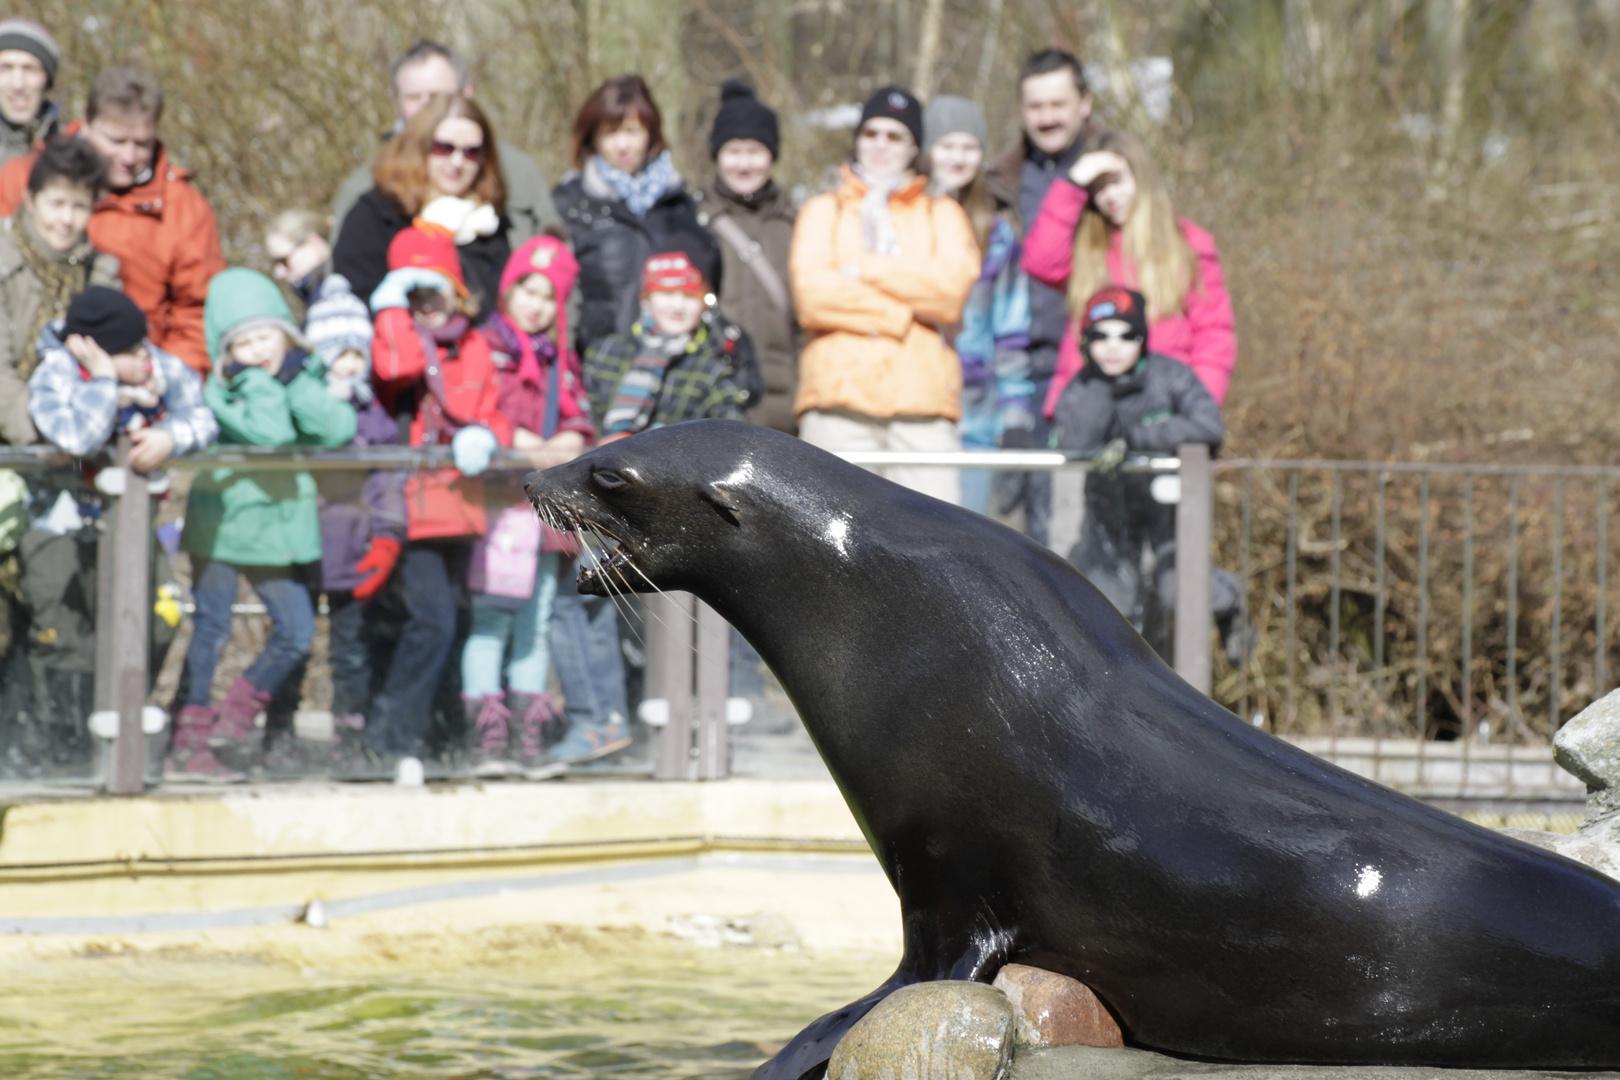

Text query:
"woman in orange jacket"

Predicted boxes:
[[789, 86, 980, 505]]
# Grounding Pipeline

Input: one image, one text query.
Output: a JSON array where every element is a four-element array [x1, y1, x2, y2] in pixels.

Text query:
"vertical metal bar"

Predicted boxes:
[[1239, 469, 1253, 722], [1285, 470, 1299, 728], [1174, 444, 1213, 694], [1599, 477, 1610, 697], [1374, 473, 1387, 710], [1415, 474, 1430, 786], [1507, 476, 1520, 793], [1461, 472, 1475, 792], [1551, 476, 1564, 731], [106, 439, 149, 795], [695, 600, 730, 780], [1329, 471, 1342, 751], [651, 592, 695, 781]]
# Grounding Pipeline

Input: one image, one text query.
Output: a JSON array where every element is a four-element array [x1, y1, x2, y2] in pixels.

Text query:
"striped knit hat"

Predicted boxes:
[[0, 20, 59, 87], [304, 274, 374, 365]]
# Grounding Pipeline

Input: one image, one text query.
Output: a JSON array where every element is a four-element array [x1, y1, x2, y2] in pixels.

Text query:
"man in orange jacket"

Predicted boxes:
[[0, 65, 223, 374]]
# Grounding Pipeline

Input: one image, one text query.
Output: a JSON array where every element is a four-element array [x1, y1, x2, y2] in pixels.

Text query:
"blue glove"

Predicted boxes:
[[369, 268, 454, 313], [451, 425, 499, 476]]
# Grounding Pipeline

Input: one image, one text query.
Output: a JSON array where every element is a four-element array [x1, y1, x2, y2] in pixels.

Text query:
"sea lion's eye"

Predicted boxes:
[[592, 468, 629, 491]]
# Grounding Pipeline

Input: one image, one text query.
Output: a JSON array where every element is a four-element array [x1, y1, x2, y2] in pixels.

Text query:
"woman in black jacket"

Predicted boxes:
[[553, 75, 721, 354], [333, 93, 512, 321]]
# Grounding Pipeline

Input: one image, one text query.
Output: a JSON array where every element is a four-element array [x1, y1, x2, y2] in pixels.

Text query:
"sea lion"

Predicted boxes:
[[525, 421, 1620, 1079]]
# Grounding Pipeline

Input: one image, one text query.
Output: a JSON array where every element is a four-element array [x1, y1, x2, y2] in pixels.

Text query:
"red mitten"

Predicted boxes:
[[352, 537, 403, 601]]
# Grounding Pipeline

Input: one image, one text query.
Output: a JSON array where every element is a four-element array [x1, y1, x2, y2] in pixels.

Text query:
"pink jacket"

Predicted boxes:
[[1022, 178, 1236, 417]]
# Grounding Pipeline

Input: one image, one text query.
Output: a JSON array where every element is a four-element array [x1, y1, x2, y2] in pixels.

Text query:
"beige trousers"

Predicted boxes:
[[799, 409, 962, 506]]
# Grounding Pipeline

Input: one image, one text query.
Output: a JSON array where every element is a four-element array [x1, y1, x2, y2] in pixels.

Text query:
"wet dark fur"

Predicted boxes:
[[527, 421, 1620, 1080]]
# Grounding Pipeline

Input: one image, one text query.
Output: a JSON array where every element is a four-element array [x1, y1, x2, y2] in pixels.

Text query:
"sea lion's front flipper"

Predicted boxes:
[[750, 967, 915, 1080]]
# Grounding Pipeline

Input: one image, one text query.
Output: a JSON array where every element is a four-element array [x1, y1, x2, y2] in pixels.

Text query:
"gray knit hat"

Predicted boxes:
[[0, 19, 59, 88], [923, 95, 989, 154], [304, 274, 374, 365]]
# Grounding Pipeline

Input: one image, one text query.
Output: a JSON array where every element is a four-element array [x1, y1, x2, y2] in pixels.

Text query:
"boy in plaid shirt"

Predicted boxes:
[[583, 241, 757, 437]]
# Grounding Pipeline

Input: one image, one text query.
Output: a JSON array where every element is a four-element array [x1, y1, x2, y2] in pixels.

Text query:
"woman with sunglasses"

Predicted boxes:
[[334, 93, 511, 320], [1022, 128, 1235, 422], [789, 85, 980, 505]]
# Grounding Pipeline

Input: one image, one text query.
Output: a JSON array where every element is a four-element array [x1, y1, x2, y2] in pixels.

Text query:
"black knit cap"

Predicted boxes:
[[859, 85, 923, 146], [709, 79, 780, 160], [64, 286, 147, 356]]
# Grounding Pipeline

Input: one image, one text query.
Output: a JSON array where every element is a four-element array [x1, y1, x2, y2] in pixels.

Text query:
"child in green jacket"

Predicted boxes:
[[170, 268, 356, 780]]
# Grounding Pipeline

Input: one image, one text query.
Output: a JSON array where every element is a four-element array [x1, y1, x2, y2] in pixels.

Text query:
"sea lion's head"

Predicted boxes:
[[524, 420, 844, 599]]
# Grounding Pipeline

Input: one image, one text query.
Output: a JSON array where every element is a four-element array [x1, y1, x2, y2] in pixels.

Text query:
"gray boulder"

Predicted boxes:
[[828, 980, 1015, 1080]]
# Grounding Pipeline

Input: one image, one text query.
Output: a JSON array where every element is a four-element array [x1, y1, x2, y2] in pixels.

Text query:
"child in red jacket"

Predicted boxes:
[[367, 224, 513, 783], [461, 234, 596, 776]]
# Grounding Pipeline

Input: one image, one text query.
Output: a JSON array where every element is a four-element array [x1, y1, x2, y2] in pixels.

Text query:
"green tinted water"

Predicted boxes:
[[0, 950, 893, 1079]]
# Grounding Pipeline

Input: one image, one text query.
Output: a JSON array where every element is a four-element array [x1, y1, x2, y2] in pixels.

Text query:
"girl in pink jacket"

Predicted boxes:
[[1022, 129, 1236, 419]]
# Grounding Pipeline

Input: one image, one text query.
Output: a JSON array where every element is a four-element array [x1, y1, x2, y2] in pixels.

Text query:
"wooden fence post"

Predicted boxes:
[[695, 600, 730, 779], [105, 437, 149, 794], [649, 592, 695, 780], [1174, 443, 1213, 695]]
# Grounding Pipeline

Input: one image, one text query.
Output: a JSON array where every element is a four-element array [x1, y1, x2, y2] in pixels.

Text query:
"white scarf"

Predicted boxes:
[[852, 164, 907, 256], [418, 195, 501, 245]]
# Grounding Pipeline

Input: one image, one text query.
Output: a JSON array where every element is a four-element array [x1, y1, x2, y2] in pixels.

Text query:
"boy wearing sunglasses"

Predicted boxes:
[[1052, 286, 1224, 659]]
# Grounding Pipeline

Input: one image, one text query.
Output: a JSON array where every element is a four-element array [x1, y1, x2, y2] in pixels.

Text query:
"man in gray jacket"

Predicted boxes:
[[329, 40, 560, 252]]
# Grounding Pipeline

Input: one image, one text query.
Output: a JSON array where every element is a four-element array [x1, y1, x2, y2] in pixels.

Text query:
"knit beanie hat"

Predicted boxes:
[[500, 235, 579, 346], [1080, 286, 1149, 341], [709, 79, 780, 160], [859, 86, 923, 147], [642, 251, 707, 298], [923, 94, 989, 154], [63, 286, 146, 356], [387, 224, 467, 297], [204, 267, 306, 365], [0, 19, 59, 88], [304, 274, 373, 365]]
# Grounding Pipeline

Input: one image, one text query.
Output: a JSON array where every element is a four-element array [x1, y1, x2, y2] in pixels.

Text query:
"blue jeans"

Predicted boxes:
[[462, 551, 560, 698], [369, 541, 468, 757], [182, 559, 315, 705], [550, 558, 629, 726]]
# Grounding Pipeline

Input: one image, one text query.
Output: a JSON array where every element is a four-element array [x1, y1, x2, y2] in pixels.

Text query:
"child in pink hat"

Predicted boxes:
[[460, 232, 597, 776]]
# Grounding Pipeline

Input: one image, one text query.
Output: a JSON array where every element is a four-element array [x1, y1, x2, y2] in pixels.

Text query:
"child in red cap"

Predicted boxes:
[[458, 232, 599, 774], [583, 239, 756, 439], [365, 223, 515, 783]]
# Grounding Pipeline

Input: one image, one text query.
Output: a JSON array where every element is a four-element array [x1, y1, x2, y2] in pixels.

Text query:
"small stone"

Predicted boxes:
[[1554, 690, 1620, 819], [992, 963, 1124, 1050], [828, 981, 1014, 1080]]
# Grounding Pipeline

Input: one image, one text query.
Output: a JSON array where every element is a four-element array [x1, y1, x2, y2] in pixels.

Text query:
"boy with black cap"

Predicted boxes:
[[1052, 286, 1226, 659], [696, 79, 801, 433], [20, 285, 216, 768]]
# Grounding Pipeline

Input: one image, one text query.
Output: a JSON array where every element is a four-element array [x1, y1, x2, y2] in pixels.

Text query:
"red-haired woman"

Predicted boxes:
[[553, 74, 720, 353], [333, 93, 512, 320]]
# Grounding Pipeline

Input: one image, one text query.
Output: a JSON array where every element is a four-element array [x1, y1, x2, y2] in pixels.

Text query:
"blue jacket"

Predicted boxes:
[[955, 214, 1033, 448]]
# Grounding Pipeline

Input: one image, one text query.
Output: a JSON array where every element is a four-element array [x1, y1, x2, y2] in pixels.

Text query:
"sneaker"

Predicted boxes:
[[549, 717, 632, 764], [394, 755, 425, 787]]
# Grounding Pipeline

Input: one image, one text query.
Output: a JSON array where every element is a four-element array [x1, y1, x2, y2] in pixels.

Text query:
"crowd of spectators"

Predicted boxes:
[[0, 24, 1238, 782]]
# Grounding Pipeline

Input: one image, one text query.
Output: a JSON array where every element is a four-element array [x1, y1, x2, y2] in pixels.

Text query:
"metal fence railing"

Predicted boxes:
[[0, 442, 1596, 802]]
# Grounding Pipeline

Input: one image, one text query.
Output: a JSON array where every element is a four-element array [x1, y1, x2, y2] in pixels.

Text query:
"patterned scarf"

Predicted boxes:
[[602, 320, 691, 436], [13, 210, 94, 381], [852, 164, 906, 256], [592, 150, 680, 219], [484, 312, 557, 386]]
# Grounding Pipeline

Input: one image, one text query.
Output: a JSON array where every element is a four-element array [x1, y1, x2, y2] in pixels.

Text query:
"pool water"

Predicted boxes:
[[0, 949, 895, 1078]]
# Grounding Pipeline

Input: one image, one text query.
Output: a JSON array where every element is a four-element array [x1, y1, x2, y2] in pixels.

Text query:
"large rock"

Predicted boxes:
[[992, 964, 1123, 1049], [828, 980, 1014, 1080], [1554, 689, 1620, 820]]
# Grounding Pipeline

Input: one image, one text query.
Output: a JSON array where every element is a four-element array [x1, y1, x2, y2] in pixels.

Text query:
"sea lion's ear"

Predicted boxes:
[[702, 483, 742, 524]]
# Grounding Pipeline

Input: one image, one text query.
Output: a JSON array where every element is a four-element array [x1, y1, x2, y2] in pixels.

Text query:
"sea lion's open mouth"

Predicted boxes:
[[531, 494, 641, 592]]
